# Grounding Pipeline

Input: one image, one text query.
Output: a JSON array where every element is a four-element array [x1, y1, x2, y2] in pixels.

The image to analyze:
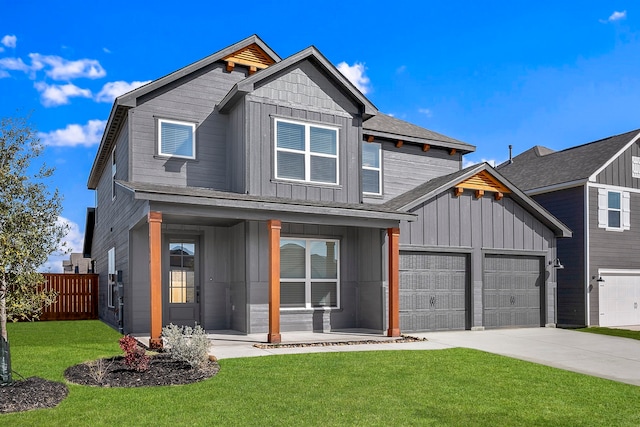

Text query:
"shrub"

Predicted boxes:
[[118, 335, 149, 372], [162, 323, 210, 368]]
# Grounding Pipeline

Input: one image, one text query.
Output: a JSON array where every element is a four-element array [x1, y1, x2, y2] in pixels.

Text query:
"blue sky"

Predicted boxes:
[[1, 1, 639, 270]]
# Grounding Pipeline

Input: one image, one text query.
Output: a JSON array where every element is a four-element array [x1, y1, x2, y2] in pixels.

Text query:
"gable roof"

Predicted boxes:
[[87, 35, 279, 189], [497, 129, 640, 192], [216, 45, 377, 117], [363, 113, 475, 153], [385, 163, 572, 237]]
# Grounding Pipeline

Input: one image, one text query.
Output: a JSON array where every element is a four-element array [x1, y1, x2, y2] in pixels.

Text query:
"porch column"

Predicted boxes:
[[148, 211, 163, 349], [267, 219, 282, 343], [387, 227, 401, 337]]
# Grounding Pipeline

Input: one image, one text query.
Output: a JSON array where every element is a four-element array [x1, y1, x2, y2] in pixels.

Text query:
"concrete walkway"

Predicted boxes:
[[196, 328, 640, 386]]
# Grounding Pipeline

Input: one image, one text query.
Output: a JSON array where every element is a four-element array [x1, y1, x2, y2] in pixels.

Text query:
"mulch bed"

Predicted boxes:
[[0, 354, 219, 414]]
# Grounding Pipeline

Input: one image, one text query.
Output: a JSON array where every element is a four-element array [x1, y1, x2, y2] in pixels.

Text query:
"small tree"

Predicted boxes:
[[0, 116, 67, 384]]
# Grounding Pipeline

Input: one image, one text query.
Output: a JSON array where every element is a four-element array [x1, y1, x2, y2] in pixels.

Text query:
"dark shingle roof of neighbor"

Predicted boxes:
[[363, 113, 475, 153], [497, 129, 640, 191]]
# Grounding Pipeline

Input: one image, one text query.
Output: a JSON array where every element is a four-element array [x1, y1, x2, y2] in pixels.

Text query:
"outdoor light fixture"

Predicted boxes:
[[592, 275, 605, 283], [549, 258, 564, 269]]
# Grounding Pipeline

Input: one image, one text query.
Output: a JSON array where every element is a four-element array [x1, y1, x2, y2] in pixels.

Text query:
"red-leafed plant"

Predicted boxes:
[[118, 335, 149, 372]]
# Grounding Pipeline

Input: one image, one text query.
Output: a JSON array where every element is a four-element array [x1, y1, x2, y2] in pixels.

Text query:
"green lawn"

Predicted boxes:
[[3, 321, 640, 426], [576, 326, 640, 341]]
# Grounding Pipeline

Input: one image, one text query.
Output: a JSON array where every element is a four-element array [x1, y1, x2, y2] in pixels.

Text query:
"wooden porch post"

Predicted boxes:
[[387, 227, 401, 337], [148, 211, 163, 349], [267, 220, 282, 343]]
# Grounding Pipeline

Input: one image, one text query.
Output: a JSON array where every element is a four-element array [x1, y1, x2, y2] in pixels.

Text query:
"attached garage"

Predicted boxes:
[[399, 251, 469, 332], [598, 271, 640, 327], [483, 254, 544, 328]]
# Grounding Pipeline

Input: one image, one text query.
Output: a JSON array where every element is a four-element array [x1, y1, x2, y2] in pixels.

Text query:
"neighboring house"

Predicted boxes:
[[84, 35, 570, 345], [62, 252, 92, 274], [498, 129, 640, 327]]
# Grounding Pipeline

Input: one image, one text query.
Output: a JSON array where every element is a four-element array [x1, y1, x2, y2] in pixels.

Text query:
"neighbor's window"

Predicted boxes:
[[633, 156, 640, 179], [280, 238, 339, 309], [158, 119, 196, 159], [274, 119, 339, 184], [107, 247, 116, 308], [362, 142, 382, 195], [598, 188, 630, 231]]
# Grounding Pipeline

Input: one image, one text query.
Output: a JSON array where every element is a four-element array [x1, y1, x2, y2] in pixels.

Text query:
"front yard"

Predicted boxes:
[[2, 321, 640, 426]]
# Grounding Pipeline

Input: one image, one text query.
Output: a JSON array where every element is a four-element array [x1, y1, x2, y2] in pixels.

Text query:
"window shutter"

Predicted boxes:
[[597, 188, 608, 228], [622, 191, 631, 230]]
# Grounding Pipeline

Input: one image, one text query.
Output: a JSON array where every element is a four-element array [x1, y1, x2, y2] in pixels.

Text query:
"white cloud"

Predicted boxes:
[[336, 61, 371, 94], [601, 10, 627, 23], [418, 108, 433, 117], [1, 34, 17, 48], [103, 47, 111, 54], [29, 53, 106, 80], [0, 70, 9, 79], [396, 65, 407, 74], [462, 158, 504, 168], [34, 81, 92, 107], [0, 57, 29, 72], [39, 216, 84, 273], [95, 80, 150, 103], [39, 119, 106, 147]]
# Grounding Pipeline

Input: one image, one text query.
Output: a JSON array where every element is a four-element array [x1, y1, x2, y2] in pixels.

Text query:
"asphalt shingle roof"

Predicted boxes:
[[497, 129, 640, 191]]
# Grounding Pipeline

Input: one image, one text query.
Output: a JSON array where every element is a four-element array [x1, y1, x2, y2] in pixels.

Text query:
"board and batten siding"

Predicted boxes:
[[364, 142, 461, 204], [588, 186, 640, 325], [594, 141, 640, 188], [400, 190, 558, 328], [240, 60, 362, 204], [129, 64, 247, 190], [533, 186, 586, 326]]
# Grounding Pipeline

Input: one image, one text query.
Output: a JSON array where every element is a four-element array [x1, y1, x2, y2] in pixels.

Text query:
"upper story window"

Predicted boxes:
[[633, 156, 640, 179], [598, 188, 630, 231], [274, 119, 339, 185], [158, 119, 196, 159], [362, 142, 382, 195]]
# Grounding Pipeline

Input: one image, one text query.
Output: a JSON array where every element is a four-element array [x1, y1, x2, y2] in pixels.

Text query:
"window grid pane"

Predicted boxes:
[[277, 122, 305, 150], [310, 127, 337, 155], [169, 242, 195, 304], [277, 151, 305, 180], [311, 282, 337, 307], [362, 169, 380, 194], [310, 156, 337, 183], [608, 192, 621, 209]]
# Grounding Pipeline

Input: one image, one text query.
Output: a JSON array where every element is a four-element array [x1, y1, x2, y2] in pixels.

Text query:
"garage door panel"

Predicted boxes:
[[400, 252, 469, 332], [483, 255, 543, 329]]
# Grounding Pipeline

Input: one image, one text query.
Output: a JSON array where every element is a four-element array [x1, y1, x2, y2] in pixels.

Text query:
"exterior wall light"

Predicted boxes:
[[549, 258, 564, 269]]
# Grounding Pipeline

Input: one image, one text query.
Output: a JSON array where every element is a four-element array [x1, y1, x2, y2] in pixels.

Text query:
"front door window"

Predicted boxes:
[[169, 242, 195, 304]]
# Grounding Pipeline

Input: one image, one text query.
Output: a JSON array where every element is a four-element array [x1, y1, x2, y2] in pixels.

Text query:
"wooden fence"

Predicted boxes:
[[40, 274, 99, 321]]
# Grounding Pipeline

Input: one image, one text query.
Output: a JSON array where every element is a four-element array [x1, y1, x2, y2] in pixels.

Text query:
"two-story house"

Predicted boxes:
[[498, 130, 640, 328], [84, 35, 570, 346]]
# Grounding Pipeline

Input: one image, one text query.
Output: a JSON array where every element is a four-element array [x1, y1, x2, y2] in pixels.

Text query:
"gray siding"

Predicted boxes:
[[364, 141, 462, 204], [595, 141, 640, 188], [400, 191, 558, 328], [243, 60, 362, 204], [533, 187, 586, 326], [130, 64, 246, 190], [588, 186, 640, 325]]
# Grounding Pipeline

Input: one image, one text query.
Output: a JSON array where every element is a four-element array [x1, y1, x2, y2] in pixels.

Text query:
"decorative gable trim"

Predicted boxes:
[[453, 170, 511, 198], [223, 43, 276, 74]]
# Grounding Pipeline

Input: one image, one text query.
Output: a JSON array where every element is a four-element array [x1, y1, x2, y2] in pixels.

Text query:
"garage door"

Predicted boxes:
[[399, 252, 468, 332], [599, 272, 640, 327], [483, 255, 543, 328]]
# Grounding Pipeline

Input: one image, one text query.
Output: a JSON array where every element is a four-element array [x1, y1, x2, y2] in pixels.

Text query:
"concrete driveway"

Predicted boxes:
[[414, 328, 640, 386], [175, 327, 640, 386]]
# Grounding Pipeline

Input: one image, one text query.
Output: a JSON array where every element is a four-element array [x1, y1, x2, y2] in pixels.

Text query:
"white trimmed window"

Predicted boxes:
[[280, 238, 340, 309], [598, 188, 630, 230], [633, 156, 640, 179], [158, 119, 196, 159], [274, 119, 339, 185], [362, 142, 382, 195], [107, 247, 116, 308], [111, 146, 116, 201]]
